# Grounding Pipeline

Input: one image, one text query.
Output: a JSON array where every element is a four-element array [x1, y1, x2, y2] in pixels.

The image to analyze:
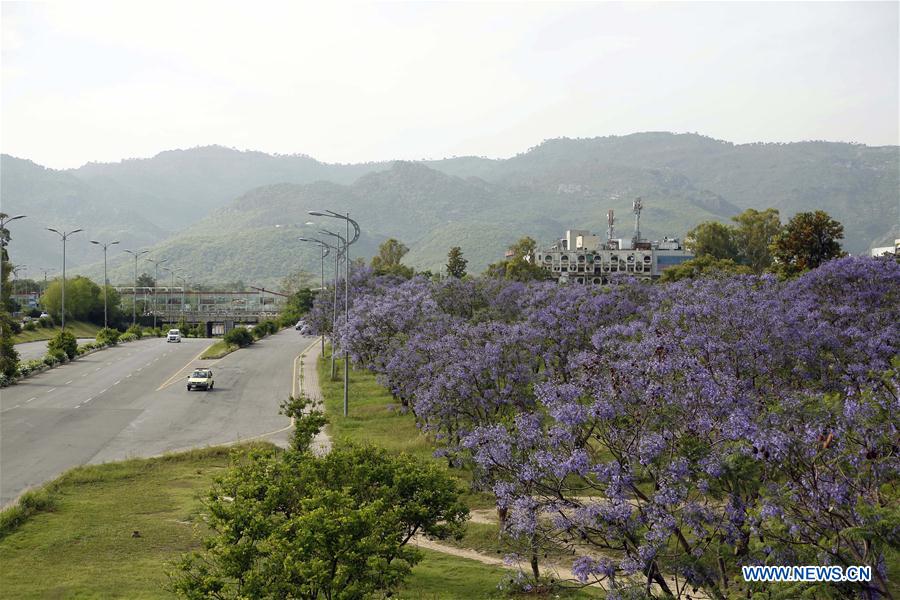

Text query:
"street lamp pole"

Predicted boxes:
[[298, 237, 332, 356], [318, 230, 345, 384], [47, 228, 83, 330], [312, 210, 359, 418], [123, 250, 148, 327], [90, 239, 119, 328], [146, 258, 167, 330], [176, 275, 187, 324]]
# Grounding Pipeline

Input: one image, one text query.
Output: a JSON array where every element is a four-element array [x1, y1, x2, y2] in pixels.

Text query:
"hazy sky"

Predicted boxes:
[[2, 1, 898, 169]]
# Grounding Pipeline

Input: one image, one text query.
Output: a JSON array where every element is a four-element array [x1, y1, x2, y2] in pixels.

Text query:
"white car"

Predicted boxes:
[[167, 329, 182, 343]]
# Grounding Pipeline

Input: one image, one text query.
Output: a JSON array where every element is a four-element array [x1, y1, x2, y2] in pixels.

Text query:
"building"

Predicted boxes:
[[870, 239, 899, 258], [535, 199, 693, 284]]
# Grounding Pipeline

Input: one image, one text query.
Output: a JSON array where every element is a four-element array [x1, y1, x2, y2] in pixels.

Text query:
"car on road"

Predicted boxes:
[[39, 312, 50, 319], [167, 329, 182, 343], [187, 368, 214, 391]]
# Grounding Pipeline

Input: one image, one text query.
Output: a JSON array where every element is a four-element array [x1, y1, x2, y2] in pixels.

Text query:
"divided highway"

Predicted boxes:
[[0, 330, 317, 507]]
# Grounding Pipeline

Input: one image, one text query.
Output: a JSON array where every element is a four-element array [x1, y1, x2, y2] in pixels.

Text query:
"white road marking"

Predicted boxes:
[[13, 404, 20, 409], [27, 397, 36, 403], [83, 397, 93, 404], [114, 380, 121, 386], [99, 388, 108, 394], [95, 367, 101, 372], [46, 388, 56, 393], [81, 373, 88, 377], [137, 368, 142, 372], [65, 380, 73, 385]]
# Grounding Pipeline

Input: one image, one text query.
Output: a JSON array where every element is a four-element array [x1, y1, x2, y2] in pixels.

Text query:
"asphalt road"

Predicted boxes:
[[0, 330, 316, 507], [15, 339, 96, 362]]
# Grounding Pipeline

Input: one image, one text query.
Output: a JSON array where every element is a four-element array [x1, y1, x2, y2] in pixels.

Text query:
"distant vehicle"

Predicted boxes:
[[187, 368, 214, 391], [39, 312, 50, 319], [295, 320, 306, 330], [167, 329, 182, 343]]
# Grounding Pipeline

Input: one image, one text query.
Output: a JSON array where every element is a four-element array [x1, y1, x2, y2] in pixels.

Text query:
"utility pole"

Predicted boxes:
[[90, 239, 119, 328], [47, 228, 83, 329], [146, 258, 167, 330], [123, 250, 148, 327]]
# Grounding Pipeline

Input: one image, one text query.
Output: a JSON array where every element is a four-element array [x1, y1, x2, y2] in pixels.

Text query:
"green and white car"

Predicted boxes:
[[187, 368, 214, 391]]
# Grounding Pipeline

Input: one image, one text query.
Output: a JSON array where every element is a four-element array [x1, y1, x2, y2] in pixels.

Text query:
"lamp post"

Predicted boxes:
[[311, 211, 359, 418], [11, 265, 25, 308], [318, 230, 346, 384], [176, 275, 187, 324], [1, 214, 26, 315], [46, 227, 83, 330], [90, 239, 119, 328], [123, 250, 148, 326], [146, 258, 167, 330], [298, 237, 332, 356], [164, 267, 180, 326]]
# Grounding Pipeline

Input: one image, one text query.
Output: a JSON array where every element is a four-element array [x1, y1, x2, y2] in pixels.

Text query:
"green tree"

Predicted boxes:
[[279, 395, 329, 453], [731, 208, 781, 273], [223, 327, 253, 347], [0, 215, 18, 376], [486, 236, 550, 282], [771, 210, 845, 277], [40, 276, 104, 323], [371, 238, 414, 279], [659, 255, 753, 282], [446, 246, 467, 279], [135, 273, 156, 288], [171, 444, 468, 600], [685, 221, 739, 261]]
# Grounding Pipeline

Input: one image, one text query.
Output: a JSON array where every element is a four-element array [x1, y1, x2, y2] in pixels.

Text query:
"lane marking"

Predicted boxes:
[[155, 343, 215, 391], [99, 388, 108, 395], [81, 373, 88, 377], [27, 397, 36, 403], [46, 388, 56, 394], [114, 380, 121, 386], [95, 367, 101, 372], [65, 380, 73, 385]]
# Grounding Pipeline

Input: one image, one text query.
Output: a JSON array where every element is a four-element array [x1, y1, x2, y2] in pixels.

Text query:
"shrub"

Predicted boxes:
[[125, 324, 143, 339], [119, 332, 138, 343], [47, 330, 78, 360], [9, 321, 21, 334], [23, 321, 37, 331], [27, 308, 42, 318], [0, 373, 9, 387], [252, 323, 269, 339], [96, 327, 121, 346], [43, 352, 62, 367], [38, 316, 52, 328], [223, 327, 254, 348], [17, 363, 31, 377]]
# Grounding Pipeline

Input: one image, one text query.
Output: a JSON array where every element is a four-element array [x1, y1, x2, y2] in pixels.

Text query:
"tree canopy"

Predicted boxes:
[[371, 239, 414, 279], [771, 210, 845, 276]]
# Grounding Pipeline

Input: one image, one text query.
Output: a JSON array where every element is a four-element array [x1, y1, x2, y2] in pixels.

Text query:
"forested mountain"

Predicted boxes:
[[2, 133, 896, 287]]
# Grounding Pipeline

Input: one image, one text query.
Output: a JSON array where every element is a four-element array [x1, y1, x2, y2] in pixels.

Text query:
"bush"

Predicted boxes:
[[125, 324, 143, 339], [38, 316, 52, 328], [96, 327, 121, 346], [0, 373, 9, 387], [27, 308, 42, 318], [119, 332, 139, 343], [47, 330, 78, 360], [43, 351, 64, 367], [223, 327, 254, 348], [252, 323, 269, 339], [9, 321, 21, 334], [23, 321, 37, 331]]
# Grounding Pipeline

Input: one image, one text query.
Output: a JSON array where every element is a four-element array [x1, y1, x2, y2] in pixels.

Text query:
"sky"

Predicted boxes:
[[1, 1, 898, 169]]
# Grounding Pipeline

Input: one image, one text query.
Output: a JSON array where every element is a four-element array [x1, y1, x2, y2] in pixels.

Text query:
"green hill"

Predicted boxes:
[[3, 133, 897, 287]]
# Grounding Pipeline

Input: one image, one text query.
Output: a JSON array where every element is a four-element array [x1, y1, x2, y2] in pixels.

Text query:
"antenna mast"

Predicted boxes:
[[632, 197, 643, 247], [607, 209, 615, 247]]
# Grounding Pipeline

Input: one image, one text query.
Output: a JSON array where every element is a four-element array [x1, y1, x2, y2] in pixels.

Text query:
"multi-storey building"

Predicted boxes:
[[534, 200, 693, 284]]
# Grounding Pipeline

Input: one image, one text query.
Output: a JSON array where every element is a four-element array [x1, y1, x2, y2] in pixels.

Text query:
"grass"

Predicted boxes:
[[0, 443, 595, 599], [199, 340, 237, 359], [12, 320, 103, 344], [317, 351, 495, 509]]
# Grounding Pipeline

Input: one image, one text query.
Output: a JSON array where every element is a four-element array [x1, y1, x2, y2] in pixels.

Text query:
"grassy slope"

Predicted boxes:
[[13, 321, 102, 344], [0, 445, 536, 599], [199, 340, 237, 359]]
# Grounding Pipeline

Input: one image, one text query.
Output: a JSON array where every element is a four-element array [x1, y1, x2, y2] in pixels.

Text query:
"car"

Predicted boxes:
[[167, 329, 182, 343], [39, 312, 50, 319], [187, 368, 214, 391], [295, 320, 306, 330]]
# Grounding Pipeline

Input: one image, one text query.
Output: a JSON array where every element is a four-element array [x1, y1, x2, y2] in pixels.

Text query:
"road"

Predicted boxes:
[[15, 339, 95, 362], [0, 330, 316, 507]]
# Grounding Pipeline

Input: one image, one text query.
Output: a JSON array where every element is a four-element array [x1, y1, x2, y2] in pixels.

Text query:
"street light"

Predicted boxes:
[[163, 266, 180, 325], [176, 275, 187, 323], [47, 227, 83, 329], [145, 258, 168, 330], [123, 249, 149, 326], [314, 212, 360, 418], [298, 237, 332, 356], [90, 239, 119, 328]]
